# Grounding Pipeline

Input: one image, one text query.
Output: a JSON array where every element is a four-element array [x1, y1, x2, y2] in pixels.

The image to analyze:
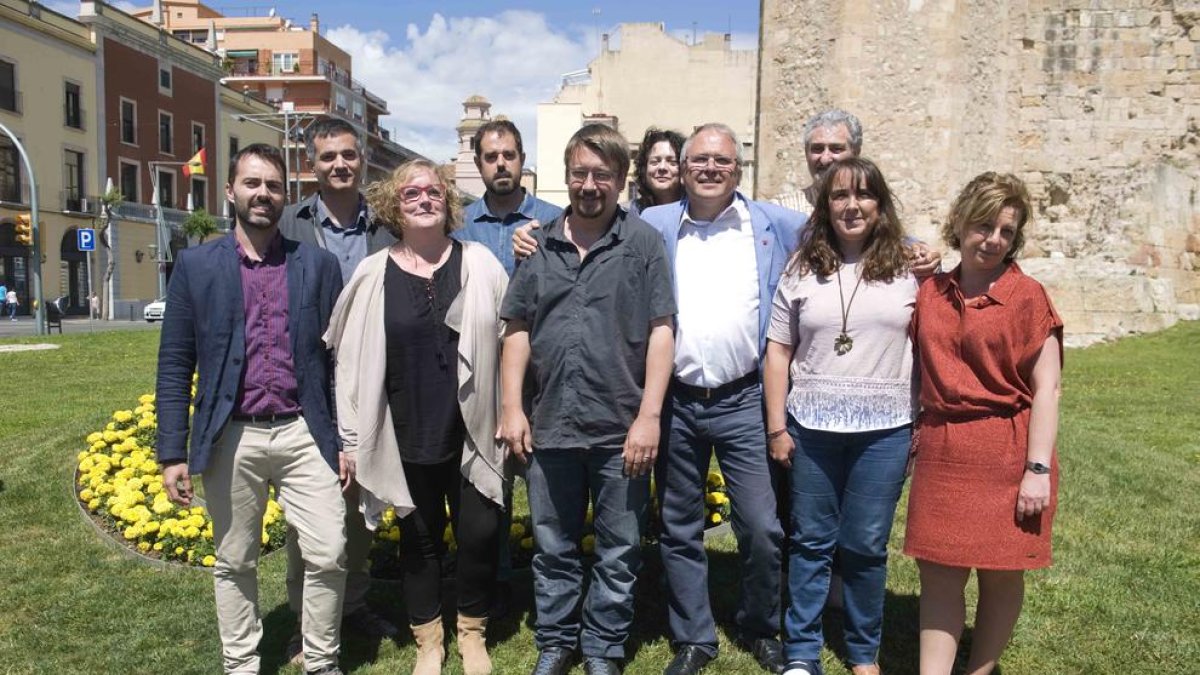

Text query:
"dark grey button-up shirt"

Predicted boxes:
[[501, 208, 676, 451]]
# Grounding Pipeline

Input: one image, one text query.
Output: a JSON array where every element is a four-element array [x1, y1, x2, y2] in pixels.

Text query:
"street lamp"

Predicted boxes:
[[233, 105, 313, 203]]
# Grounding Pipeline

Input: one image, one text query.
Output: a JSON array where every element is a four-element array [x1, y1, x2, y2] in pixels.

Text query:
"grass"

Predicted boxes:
[[0, 323, 1197, 674]]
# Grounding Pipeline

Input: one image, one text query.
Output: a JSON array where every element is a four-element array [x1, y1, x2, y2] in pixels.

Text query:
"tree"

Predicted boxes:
[[182, 209, 219, 247]]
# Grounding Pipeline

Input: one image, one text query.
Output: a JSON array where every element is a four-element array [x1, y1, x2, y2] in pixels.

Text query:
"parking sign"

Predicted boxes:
[[77, 228, 96, 252]]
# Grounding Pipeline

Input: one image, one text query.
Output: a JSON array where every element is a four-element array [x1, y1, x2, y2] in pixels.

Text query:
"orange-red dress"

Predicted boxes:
[[904, 263, 1063, 570]]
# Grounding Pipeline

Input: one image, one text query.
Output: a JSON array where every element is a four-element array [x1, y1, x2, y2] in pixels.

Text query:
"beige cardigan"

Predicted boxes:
[[323, 241, 509, 527]]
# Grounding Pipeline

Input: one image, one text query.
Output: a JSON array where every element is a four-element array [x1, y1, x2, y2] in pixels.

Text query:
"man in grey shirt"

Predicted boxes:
[[498, 124, 676, 675], [278, 117, 398, 665]]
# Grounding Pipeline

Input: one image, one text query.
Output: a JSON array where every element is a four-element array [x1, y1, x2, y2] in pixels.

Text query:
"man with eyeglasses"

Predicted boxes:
[[498, 124, 676, 675], [278, 117, 399, 666]]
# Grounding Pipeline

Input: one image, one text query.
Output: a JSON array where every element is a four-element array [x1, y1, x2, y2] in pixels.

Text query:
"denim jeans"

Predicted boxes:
[[783, 419, 910, 665], [659, 382, 784, 656], [527, 448, 649, 658]]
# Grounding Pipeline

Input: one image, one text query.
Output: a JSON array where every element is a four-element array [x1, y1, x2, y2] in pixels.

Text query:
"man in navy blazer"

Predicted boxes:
[[156, 144, 347, 675]]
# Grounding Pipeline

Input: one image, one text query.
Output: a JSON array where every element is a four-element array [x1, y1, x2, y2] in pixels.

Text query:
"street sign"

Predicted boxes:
[[77, 228, 96, 252]]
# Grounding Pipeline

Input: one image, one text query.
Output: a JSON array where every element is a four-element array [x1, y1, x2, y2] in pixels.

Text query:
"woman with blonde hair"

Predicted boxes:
[[905, 172, 1062, 675], [324, 159, 508, 675]]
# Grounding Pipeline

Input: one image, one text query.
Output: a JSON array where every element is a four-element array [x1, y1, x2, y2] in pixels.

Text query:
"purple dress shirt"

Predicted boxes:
[[234, 233, 301, 416]]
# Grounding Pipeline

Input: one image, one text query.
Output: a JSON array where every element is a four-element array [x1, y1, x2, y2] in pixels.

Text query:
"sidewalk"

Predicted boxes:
[[0, 315, 161, 339]]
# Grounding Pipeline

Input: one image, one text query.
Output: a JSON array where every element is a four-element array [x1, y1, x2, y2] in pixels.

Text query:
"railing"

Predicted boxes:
[[59, 190, 98, 214], [560, 69, 591, 87], [114, 202, 232, 230]]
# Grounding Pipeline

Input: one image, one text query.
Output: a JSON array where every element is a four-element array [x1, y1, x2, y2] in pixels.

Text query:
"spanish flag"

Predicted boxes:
[[183, 148, 206, 177]]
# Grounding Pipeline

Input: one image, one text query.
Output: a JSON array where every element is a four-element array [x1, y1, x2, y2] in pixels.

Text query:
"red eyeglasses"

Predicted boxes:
[[398, 184, 446, 202]]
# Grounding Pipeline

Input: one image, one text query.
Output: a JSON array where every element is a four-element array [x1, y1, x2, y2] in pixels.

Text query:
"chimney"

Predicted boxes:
[[310, 13, 319, 34]]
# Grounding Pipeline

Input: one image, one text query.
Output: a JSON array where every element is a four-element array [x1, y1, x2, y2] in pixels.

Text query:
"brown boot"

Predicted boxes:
[[410, 617, 445, 675], [456, 613, 491, 675]]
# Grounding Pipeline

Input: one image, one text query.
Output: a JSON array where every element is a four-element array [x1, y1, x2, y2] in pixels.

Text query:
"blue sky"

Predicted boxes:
[[234, 1, 761, 162]]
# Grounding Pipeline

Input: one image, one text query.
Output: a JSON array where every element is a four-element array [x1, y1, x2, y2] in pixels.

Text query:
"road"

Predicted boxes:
[[0, 316, 162, 339]]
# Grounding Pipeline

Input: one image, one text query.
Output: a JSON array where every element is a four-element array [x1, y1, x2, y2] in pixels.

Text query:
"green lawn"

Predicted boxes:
[[0, 323, 1196, 674]]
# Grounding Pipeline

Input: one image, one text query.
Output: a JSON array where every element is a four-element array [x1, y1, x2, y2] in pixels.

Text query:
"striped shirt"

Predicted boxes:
[[234, 233, 300, 416]]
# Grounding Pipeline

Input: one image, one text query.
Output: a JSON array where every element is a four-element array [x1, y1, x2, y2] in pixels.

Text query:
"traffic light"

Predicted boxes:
[[14, 213, 32, 247]]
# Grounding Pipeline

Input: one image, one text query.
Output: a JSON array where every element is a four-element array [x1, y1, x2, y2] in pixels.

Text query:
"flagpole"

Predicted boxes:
[[149, 148, 205, 299]]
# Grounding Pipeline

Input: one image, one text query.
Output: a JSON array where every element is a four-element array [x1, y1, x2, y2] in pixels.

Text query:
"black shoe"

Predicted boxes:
[[782, 660, 824, 675], [583, 656, 623, 675], [490, 580, 513, 620], [664, 644, 714, 675], [737, 637, 785, 674], [532, 647, 574, 675]]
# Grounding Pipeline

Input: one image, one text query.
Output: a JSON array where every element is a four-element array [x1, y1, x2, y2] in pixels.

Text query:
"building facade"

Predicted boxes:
[[536, 22, 758, 207], [0, 0, 101, 316]]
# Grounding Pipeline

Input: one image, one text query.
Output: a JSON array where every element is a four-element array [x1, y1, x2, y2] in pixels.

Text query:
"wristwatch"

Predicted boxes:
[[1025, 461, 1051, 475]]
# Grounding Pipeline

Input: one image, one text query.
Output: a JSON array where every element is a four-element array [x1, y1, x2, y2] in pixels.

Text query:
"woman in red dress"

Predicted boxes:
[[905, 172, 1063, 675]]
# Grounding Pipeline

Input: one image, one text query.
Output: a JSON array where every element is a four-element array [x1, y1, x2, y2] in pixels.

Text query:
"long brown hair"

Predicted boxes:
[[786, 157, 908, 282]]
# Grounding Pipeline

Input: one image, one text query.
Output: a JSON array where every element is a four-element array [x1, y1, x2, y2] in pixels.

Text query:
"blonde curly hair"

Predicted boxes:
[[366, 159, 462, 239], [942, 172, 1032, 263]]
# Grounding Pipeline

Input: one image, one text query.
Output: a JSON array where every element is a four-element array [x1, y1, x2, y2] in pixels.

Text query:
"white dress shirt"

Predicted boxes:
[[673, 198, 760, 388]]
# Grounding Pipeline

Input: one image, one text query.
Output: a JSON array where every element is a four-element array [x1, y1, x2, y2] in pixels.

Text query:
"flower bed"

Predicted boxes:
[[76, 392, 734, 571]]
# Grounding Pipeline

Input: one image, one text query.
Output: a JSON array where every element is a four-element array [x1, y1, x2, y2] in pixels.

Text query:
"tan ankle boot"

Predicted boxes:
[[410, 617, 444, 675], [456, 613, 491, 675]]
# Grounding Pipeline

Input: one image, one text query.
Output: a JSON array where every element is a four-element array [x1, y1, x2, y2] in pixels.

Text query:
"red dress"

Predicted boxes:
[[904, 263, 1063, 569]]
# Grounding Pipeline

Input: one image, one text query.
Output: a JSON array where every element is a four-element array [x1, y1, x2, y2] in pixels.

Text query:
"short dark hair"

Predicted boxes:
[[633, 127, 685, 210], [472, 119, 524, 159], [227, 143, 287, 185], [304, 117, 365, 159], [563, 124, 630, 179]]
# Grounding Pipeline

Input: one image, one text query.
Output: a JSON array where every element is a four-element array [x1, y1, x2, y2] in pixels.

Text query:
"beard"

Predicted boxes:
[[234, 198, 280, 231], [487, 173, 517, 196]]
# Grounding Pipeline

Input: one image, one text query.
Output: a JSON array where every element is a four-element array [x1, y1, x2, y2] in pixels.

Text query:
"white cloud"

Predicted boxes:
[[326, 11, 592, 165]]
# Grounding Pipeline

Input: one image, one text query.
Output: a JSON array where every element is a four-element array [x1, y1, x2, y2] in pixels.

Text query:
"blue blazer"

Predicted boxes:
[[639, 193, 808, 351], [155, 232, 344, 475]]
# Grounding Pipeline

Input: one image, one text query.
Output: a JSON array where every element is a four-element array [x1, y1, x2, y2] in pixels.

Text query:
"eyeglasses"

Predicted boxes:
[[685, 155, 738, 172], [398, 184, 446, 202], [567, 168, 617, 186]]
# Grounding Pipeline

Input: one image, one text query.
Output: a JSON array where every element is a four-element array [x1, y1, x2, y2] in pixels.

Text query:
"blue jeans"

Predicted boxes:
[[527, 448, 649, 658], [784, 420, 910, 665], [659, 382, 784, 656]]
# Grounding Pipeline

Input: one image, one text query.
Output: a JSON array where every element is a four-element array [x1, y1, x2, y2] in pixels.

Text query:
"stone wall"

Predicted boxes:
[[756, 0, 1200, 346]]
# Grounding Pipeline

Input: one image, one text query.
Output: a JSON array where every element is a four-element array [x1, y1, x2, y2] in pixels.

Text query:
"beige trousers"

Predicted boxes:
[[285, 481, 373, 617], [205, 417, 347, 674]]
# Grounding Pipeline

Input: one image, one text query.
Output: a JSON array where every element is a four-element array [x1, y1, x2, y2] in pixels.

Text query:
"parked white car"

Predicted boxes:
[[143, 298, 166, 322]]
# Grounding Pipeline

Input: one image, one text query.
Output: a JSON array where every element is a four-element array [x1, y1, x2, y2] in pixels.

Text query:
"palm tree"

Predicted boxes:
[[182, 209, 219, 247]]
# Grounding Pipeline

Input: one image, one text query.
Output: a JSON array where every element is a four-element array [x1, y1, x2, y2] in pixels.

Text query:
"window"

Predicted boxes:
[[191, 177, 206, 212], [119, 161, 138, 203], [64, 150, 84, 211], [156, 169, 174, 208], [0, 136, 20, 203], [64, 82, 82, 129], [159, 66, 172, 94], [272, 51, 299, 74], [159, 111, 173, 155], [191, 122, 205, 154], [352, 99, 364, 121], [0, 60, 17, 113], [229, 135, 239, 158], [335, 91, 347, 114], [120, 98, 136, 145]]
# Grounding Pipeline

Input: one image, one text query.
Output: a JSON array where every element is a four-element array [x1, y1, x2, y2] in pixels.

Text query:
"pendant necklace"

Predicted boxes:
[[835, 263, 864, 356]]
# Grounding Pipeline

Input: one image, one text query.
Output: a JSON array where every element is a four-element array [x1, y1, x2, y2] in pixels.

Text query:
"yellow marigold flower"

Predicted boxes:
[[103, 430, 119, 443], [520, 536, 534, 550], [139, 393, 155, 405], [707, 471, 724, 487], [153, 542, 164, 551], [186, 549, 195, 563], [191, 506, 206, 516], [387, 526, 401, 541], [143, 521, 159, 533], [90, 441, 107, 452], [87, 498, 101, 511], [174, 546, 185, 555], [202, 555, 216, 567], [581, 534, 596, 555], [137, 541, 151, 553], [141, 461, 158, 474], [187, 514, 204, 528], [79, 488, 94, 501], [152, 500, 173, 515], [510, 523, 526, 539], [106, 422, 116, 431], [261, 531, 269, 545], [184, 526, 201, 539], [123, 526, 140, 540], [86, 431, 104, 444], [705, 493, 719, 505], [709, 512, 723, 525], [146, 482, 162, 495], [138, 418, 155, 430]]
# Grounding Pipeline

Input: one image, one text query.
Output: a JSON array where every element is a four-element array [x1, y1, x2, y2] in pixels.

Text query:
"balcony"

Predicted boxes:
[[114, 202, 232, 231], [59, 190, 99, 215]]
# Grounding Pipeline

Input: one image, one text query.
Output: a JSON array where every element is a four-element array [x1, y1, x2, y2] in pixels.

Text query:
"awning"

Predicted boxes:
[[226, 50, 258, 58]]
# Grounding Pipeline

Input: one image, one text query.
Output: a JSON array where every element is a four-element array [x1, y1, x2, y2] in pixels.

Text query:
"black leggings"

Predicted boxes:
[[399, 459, 500, 623]]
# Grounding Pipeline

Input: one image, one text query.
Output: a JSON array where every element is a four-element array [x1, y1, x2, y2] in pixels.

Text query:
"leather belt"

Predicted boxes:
[[672, 371, 758, 401], [231, 411, 300, 424]]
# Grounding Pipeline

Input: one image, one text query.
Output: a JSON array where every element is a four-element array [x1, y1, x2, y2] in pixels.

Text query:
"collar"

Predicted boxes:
[[234, 230, 285, 264], [472, 189, 535, 222], [545, 207, 626, 246], [315, 192, 369, 233], [679, 191, 751, 230], [938, 262, 1023, 306]]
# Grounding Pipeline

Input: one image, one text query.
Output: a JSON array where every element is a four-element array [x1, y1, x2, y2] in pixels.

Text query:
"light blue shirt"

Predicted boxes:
[[455, 190, 562, 277], [315, 194, 370, 283]]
